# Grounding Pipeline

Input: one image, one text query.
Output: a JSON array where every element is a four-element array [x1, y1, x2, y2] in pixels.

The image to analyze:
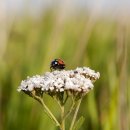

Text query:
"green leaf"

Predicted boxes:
[[73, 116, 85, 130]]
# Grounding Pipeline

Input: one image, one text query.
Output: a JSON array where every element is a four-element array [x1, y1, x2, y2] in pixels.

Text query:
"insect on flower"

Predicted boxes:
[[50, 58, 65, 71]]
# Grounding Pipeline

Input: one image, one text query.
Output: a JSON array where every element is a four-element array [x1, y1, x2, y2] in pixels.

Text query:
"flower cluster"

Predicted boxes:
[[17, 67, 100, 129], [18, 67, 100, 97]]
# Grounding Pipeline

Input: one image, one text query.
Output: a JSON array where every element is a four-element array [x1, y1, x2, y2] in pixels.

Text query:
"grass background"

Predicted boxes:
[[0, 3, 129, 130]]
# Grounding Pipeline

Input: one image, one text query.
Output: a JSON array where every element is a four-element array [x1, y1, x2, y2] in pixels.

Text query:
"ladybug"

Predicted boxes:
[[50, 59, 65, 71]]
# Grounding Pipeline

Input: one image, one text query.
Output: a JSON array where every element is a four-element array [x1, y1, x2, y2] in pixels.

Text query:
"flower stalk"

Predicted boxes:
[[63, 96, 75, 120], [60, 105, 65, 130], [69, 98, 82, 130], [34, 95, 60, 127]]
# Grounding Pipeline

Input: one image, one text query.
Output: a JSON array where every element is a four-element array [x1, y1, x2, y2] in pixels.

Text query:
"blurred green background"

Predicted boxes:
[[0, 1, 129, 130]]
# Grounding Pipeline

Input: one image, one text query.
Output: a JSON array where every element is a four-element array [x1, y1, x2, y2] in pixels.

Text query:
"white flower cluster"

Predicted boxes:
[[17, 67, 100, 94]]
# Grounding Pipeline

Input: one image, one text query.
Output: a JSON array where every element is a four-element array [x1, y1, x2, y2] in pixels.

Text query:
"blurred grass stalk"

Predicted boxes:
[[0, 2, 8, 130], [116, 19, 129, 130], [0, 1, 7, 61]]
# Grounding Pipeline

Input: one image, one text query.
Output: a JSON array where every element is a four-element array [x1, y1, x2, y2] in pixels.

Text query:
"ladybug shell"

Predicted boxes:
[[57, 59, 65, 65], [50, 59, 65, 70]]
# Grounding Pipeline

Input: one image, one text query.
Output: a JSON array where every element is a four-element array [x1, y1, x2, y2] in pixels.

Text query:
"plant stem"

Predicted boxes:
[[34, 96, 60, 127], [69, 98, 82, 130], [60, 105, 65, 130], [63, 99, 75, 120]]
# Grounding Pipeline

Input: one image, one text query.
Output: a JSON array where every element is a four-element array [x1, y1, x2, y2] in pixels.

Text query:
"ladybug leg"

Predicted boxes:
[[50, 66, 53, 72]]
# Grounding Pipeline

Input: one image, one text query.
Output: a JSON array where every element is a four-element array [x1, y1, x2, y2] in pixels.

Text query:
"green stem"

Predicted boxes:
[[63, 93, 68, 105], [60, 105, 65, 130], [63, 98, 75, 120], [34, 96, 60, 127], [69, 98, 82, 130]]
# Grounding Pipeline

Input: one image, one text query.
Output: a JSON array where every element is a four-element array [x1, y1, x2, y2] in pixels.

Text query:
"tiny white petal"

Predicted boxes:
[[50, 86, 54, 91], [28, 85, 33, 91], [60, 88, 64, 92]]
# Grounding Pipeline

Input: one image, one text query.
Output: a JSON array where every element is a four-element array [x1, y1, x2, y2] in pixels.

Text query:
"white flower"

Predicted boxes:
[[17, 67, 100, 95]]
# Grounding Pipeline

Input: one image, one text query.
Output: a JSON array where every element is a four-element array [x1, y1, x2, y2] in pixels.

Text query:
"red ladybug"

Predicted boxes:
[[50, 59, 65, 71]]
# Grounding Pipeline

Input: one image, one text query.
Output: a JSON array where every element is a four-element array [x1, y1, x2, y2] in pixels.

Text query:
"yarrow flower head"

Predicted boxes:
[[18, 67, 100, 101], [17, 66, 100, 129]]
